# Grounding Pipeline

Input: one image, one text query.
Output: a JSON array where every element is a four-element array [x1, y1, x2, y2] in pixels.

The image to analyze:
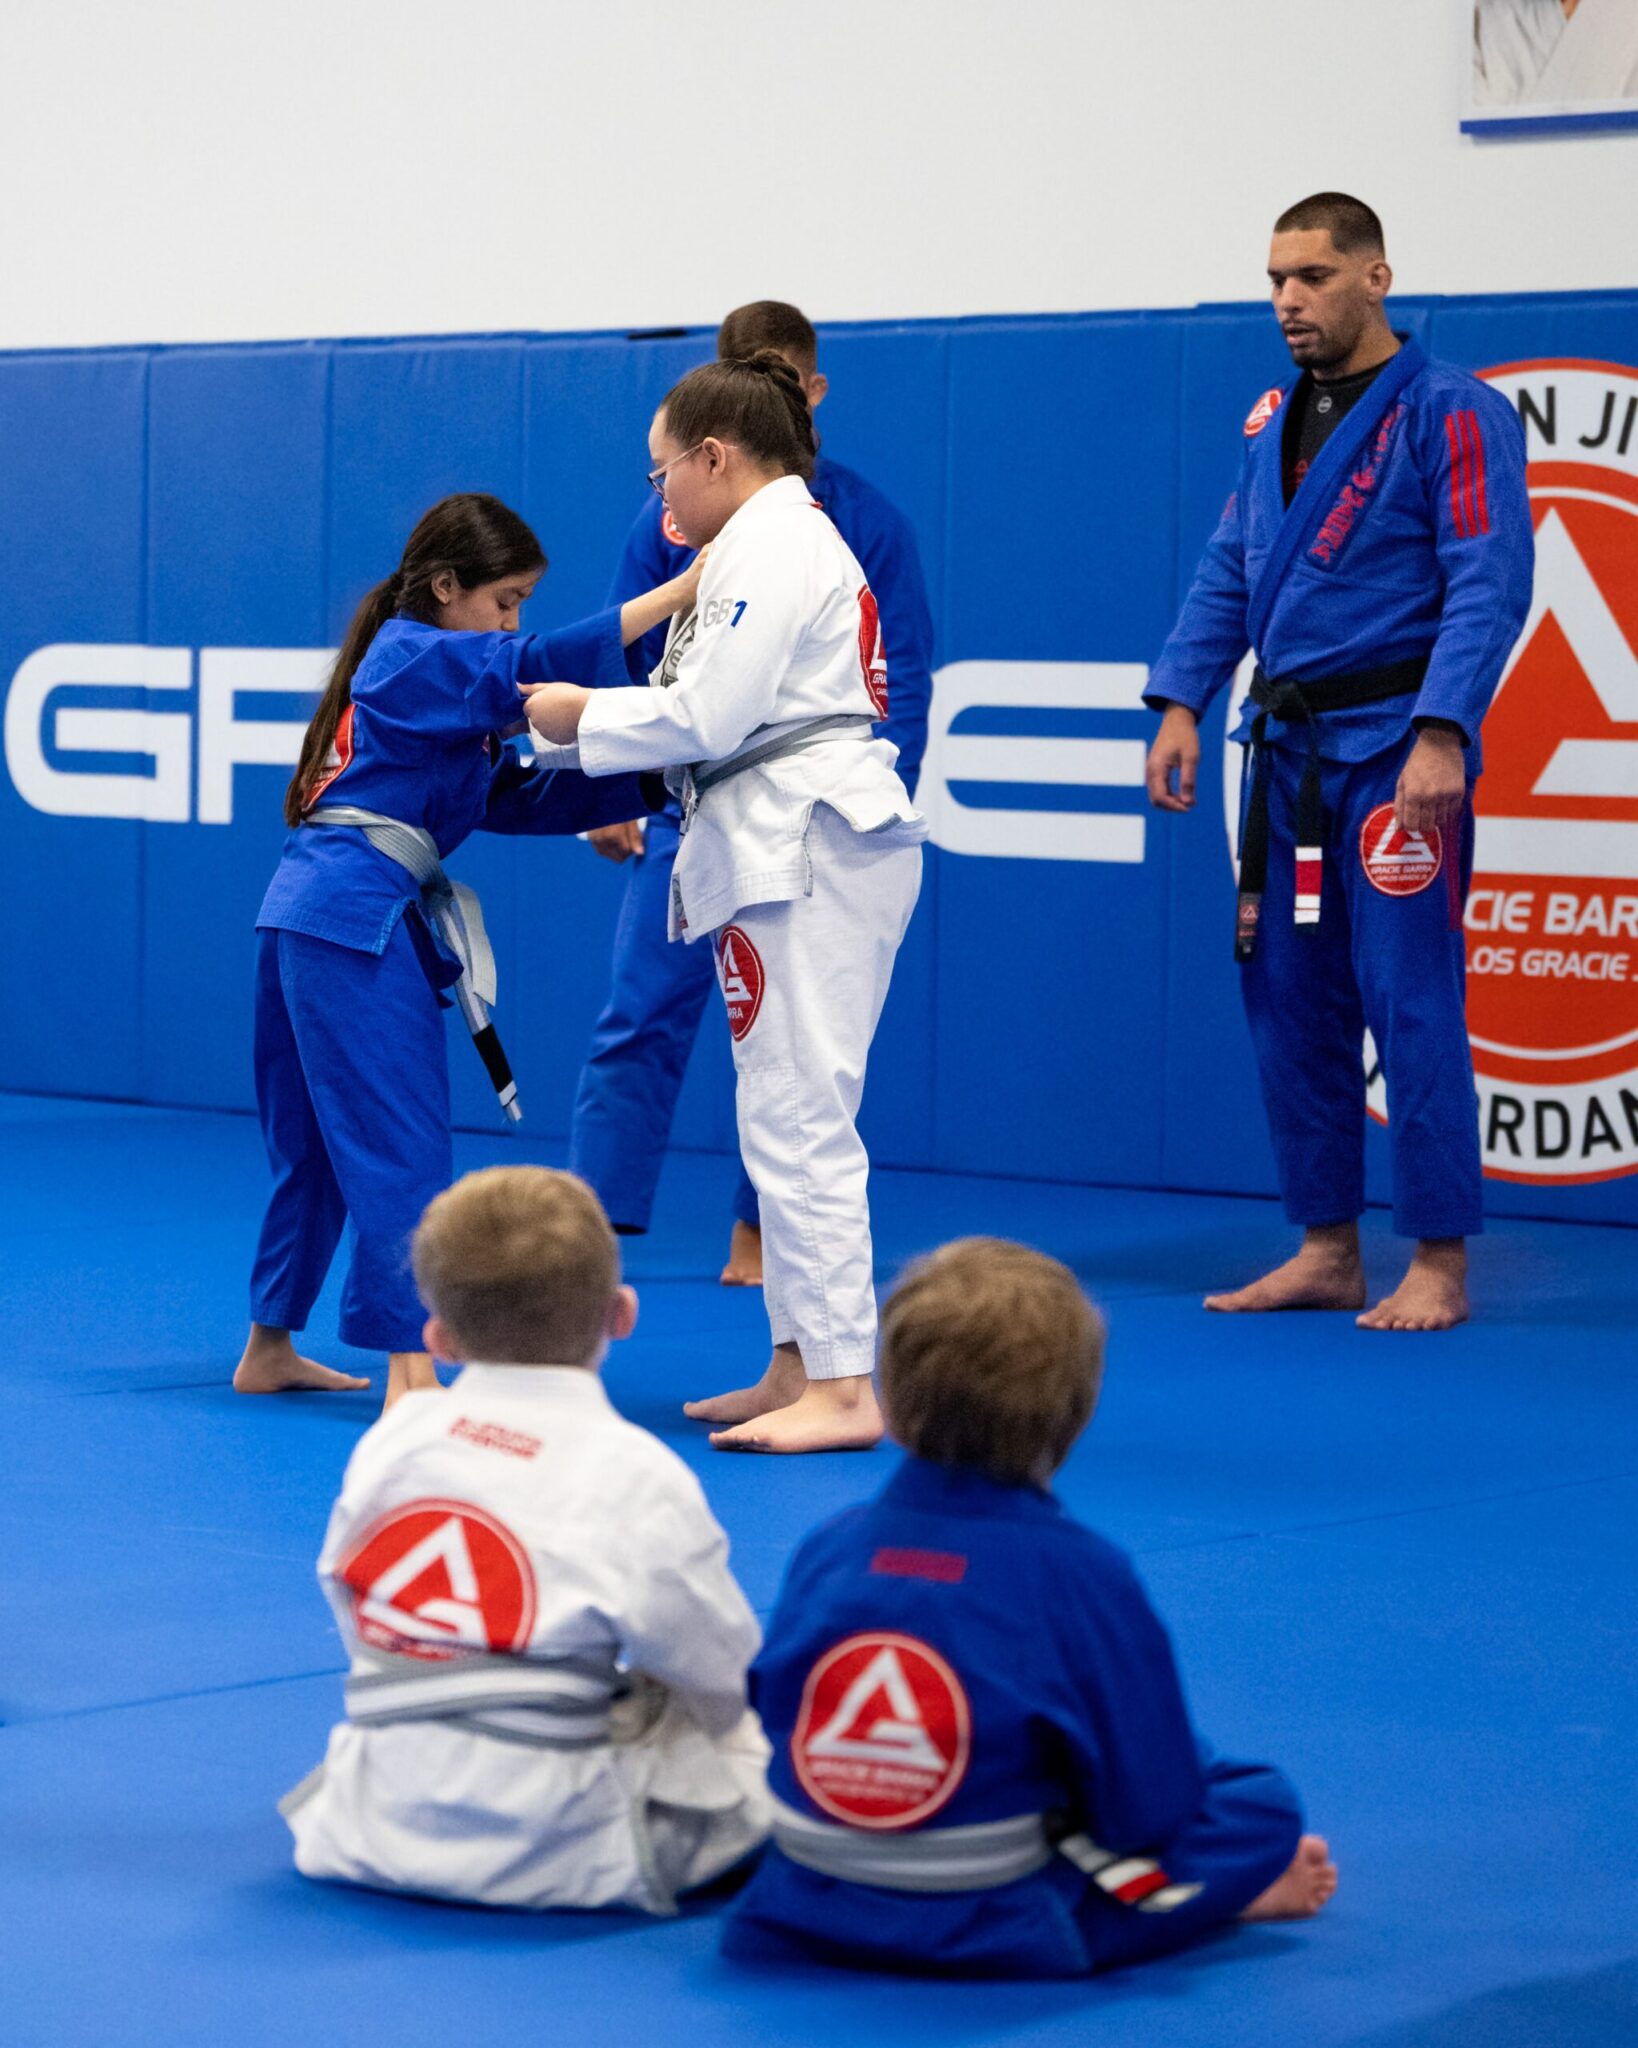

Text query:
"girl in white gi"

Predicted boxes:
[[282, 1165, 770, 1912], [523, 354, 927, 1454]]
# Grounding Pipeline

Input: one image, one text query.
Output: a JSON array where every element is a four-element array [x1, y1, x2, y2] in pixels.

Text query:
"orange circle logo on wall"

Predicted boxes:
[[791, 1631, 972, 1830], [1387, 360, 1638, 1184]]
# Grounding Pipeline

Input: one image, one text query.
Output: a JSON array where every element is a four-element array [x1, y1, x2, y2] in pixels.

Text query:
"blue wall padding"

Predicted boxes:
[[3, 293, 1637, 1225]]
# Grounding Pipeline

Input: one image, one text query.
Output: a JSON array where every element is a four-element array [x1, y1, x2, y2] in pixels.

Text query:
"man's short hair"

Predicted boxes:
[[1273, 192, 1385, 257], [412, 1166, 619, 1365], [717, 300, 818, 370], [879, 1238, 1105, 1486]]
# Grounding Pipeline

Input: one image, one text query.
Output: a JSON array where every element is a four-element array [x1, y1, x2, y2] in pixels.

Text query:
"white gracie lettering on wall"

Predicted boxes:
[[4, 645, 330, 824], [918, 661, 1149, 863]]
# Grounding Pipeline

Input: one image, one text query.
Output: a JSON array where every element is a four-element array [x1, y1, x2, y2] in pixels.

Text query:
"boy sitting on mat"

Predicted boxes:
[[281, 1165, 770, 1912], [723, 1237, 1336, 1976]]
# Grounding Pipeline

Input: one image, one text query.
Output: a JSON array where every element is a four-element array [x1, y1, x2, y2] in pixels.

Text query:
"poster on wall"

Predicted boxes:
[[1465, 0, 1638, 132]]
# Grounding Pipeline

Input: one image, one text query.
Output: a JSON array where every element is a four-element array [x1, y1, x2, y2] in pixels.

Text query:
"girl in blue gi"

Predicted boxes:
[[234, 493, 696, 1408], [725, 1238, 1336, 1978]]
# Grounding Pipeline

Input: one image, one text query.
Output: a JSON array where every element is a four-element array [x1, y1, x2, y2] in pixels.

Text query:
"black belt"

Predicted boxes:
[[1235, 657, 1429, 963]]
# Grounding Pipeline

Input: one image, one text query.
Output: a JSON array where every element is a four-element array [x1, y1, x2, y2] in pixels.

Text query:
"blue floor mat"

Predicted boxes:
[[2, 1095, 1634, 2047]]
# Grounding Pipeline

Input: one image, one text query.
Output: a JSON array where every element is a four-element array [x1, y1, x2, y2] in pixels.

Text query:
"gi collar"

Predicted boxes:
[[450, 1361, 612, 1406], [714, 470, 819, 544]]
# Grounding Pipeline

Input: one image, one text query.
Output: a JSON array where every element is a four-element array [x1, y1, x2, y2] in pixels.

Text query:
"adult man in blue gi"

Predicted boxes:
[[1145, 194, 1533, 1331], [568, 300, 935, 1283]]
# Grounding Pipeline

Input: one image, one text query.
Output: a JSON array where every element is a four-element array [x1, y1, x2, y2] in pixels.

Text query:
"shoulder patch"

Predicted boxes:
[[660, 506, 689, 549], [1244, 387, 1284, 438]]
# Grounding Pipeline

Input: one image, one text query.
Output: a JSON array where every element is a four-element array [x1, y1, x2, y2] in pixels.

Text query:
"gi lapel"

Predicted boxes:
[[1244, 336, 1426, 654]]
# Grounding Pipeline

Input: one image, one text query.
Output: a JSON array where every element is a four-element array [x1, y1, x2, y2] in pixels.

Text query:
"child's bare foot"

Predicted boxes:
[[1358, 1239, 1468, 1331], [233, 1325, 369, 1395], [684, 1343, 806, 1426], [1205, 1224, 1365, 1313], [383, 1351, 442, 1411], [711, 1375, 884, 1455], [719, 1220, 764, 1287], [1241, 1835, 1337, 1921]]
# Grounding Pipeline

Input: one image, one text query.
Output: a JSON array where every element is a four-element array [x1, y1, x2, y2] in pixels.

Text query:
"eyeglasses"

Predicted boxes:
[[646, 443, 705, 496]]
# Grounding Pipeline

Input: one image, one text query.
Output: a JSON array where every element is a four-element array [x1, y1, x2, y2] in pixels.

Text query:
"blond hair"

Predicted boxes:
[[879, 1238, 1105, 1485], [412, 1166, 619, 1365]]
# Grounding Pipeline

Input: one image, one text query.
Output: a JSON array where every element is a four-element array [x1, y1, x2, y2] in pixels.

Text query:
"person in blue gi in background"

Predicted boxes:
[[235, 493, 698, 1409], [1145, 194, 1533, 1333], [568, 301, 935, 1284], [724, 1237, 1335, 1978]]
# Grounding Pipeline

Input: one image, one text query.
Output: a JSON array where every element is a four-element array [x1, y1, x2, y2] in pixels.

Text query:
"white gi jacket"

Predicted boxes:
[[574, 473, 927, 940], [282, 1364, 770, 1913]]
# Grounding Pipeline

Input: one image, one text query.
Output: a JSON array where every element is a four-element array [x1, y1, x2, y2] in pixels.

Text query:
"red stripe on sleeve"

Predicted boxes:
[[1444, 414, 1469, 537], [1113, 1869, 1174, 1904], [1462, 409, 1490, 534]]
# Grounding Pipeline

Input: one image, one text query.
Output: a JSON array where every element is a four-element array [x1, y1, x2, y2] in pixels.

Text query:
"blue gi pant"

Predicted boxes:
[[568, 808, 758, 1235], [1240, 737, 1482, 1241], [248, 920, 451, 1354], [723, 1755, 1301, 1978]]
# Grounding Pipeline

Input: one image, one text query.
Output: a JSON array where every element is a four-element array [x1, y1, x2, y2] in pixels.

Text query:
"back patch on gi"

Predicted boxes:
[[717, 925, 765, 1041], [337, 1497, 537, 1659], [1360, 803, 1443, 896], [791, 1631, 972, 1830]]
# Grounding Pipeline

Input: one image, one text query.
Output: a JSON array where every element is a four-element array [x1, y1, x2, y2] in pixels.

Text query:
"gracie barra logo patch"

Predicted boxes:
[[791, 1631, 972, 1830], [1244, 387, 1284, 438], [716, 925, 765, 1040], [661, 506, 689, 549], [1360, 803, 1443, 895], [858, 586, 888, 717], [337, 1497, 537, 1660]]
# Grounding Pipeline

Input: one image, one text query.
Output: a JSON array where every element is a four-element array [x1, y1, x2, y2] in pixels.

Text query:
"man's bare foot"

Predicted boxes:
[[383, 1351, 442, 1411], [719, 1219, 764, 1288], [233, 1325, 370, 1395], [684, 1343, 806, 1426], [1357, 1238, 1468, 1332], [711, 1375, 884, 1455], [1205, 1225, 1365, 1314], [1241, 1835, 1337, 1921]]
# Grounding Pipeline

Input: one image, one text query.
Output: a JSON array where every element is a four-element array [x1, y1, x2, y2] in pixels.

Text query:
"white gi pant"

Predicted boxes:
[[718, 800, 922, 1381], [284, 1692, 770, 1916]]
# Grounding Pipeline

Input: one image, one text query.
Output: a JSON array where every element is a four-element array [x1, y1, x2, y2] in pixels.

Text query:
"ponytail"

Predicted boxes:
[[660, 350, 817, 480], [281, 493, 545, 828], [283, 577, 396, 827]]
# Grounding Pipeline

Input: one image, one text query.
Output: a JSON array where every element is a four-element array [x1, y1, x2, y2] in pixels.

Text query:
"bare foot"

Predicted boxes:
[[383, 1351, 442, 1411], [1241, 1835, 1337, 1921], [684, 1344, 806, 1426], [719, 1220, 764, 1288], [1205, 1225, 1365, 1313], [233, 1325, 370, 1395], [1357, 1238, 1468, 1332], [711, 1375, 884, 1455]]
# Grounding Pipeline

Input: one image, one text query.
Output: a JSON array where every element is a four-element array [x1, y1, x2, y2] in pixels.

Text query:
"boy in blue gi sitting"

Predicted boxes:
[[724, 1237, 1336, 1977]]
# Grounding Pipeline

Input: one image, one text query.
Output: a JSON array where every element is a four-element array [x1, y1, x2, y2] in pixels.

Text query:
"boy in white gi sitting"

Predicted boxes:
[[725, 1238, 1337, 1976], [281, 1165, 770, 1912]]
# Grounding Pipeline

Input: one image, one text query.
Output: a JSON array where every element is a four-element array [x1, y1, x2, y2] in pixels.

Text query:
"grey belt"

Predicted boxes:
[[769, 1797, 1203, 1911], [681, 714, 873, 823], [342, 1645, 630, 1750], [306, 803, 520, 1124]]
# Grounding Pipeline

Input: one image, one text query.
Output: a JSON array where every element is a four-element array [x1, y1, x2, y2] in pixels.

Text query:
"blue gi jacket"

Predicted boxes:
[[1145, 337, 1533, 766], [608, 452, 936, 794], [258, 611, 643, 956], [731, 1457, 1213, 1976]]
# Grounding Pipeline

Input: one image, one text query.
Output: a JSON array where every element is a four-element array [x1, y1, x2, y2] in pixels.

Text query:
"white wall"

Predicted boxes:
[[2, 0, 1633, 352]]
